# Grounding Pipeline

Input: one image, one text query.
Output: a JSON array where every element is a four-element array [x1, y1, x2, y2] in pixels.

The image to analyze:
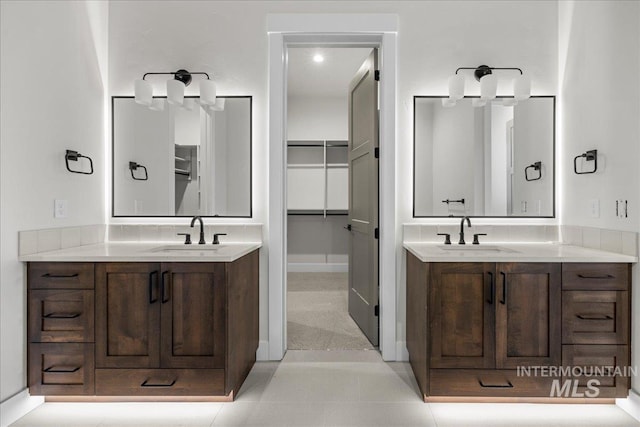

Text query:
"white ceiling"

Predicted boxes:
[[287, 47, 373, 98]]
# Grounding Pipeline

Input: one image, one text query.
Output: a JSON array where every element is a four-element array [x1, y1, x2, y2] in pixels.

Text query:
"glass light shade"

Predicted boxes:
[[480, 74, 497, 100], [134, 79, 152, 106], [472, 98, 487, 108], [149, 98, 165, 111], [441, 97, 457, 108], [448, 74, 465, 100], [207, 97, 226, 112], [182, 98, 195, 111], [514, 74, 531, 100], [199, 79, 217, 106], [167, 79, 185, 105]]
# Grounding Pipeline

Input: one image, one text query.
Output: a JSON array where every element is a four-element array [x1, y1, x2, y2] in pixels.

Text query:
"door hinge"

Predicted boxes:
[[374, 70, 380, 81], [374, 228, 379, 239], [374, 305, 380, 317], [374, 147, 379, 159]]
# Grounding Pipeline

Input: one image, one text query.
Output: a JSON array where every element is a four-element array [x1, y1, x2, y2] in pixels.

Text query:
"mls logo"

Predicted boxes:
[[550, 379, 600, 397]]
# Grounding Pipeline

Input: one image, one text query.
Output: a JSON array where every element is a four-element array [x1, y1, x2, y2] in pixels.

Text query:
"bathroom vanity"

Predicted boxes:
[[23, 242, 260, 400], [405, 242, 634, 401]]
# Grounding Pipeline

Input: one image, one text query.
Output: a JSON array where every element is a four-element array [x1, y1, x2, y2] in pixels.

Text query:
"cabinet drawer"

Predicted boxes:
[[95, 369, 225, 396], [29, 343, 95, 395], [29, 290, 94, 343], [562, 264, 629, 291], [429, 369, 556, 397], [562, 291, 628, 344], [562, 345, 629, 398], [29, 263, 94, 290]]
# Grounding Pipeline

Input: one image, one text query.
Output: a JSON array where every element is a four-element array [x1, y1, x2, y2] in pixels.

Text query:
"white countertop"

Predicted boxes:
[[403, 242, 637, 263], [19, 242, 262, 263]]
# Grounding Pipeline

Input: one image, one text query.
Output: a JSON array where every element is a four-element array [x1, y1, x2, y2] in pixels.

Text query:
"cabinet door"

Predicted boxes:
[[160, 263, 226, 369], [495, 263, 561, 369], [96, 263, 161, 368], [430, 263, 495, 369]]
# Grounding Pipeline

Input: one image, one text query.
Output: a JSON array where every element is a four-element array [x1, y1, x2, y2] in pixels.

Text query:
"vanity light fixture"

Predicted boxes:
[[134, 69, 215, 108], [445, 65, 531, 106]]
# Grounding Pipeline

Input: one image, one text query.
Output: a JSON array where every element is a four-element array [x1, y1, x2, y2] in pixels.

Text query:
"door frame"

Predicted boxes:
[[267, 14, 398, 361]]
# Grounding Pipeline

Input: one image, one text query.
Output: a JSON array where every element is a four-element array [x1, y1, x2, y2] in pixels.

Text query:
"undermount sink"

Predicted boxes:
[[150, 244, 223, 253], [438, 245, 518, 253]]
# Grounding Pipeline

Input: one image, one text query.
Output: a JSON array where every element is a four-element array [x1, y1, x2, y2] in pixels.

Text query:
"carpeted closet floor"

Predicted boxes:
[[287, 272, 375, 350]]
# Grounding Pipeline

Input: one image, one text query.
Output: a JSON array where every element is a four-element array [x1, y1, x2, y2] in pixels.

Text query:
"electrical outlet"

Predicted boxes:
[[54, 199, 68, 218], [616, 199, 628, 219], [589, 199, 599, 218]]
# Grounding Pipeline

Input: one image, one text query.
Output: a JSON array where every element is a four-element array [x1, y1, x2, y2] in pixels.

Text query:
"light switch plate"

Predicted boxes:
[[589, 199, 599, 218], [54, 199, 68, 218]]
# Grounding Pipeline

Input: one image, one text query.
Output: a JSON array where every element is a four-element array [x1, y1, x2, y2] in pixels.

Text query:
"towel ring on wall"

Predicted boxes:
[[65, 150, 94, 175], [573, 149, 598, 175], [525, 161, 542, 181], [129, 161, 148, 181]]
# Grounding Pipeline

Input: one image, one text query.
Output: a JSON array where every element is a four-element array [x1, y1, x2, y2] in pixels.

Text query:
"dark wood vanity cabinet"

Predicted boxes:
[[407, 254, 631, 400], [27, 250, 259, 399]]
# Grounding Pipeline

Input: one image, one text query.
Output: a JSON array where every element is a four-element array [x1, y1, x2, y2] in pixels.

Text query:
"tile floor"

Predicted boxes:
[[10, 350, 640, 426], [287, 273, 374, 351]]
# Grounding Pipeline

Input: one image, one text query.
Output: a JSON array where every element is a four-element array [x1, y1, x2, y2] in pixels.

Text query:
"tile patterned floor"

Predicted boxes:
[[10, 351, 640, 426]]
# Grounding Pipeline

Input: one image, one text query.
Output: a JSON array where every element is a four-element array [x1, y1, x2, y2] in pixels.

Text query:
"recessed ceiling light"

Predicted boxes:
[[313, 54, 324, 63]]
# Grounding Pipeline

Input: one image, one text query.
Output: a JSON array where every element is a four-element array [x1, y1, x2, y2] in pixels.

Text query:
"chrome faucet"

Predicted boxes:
[[190, 216, 206, 244], [459, 216, 472, 245]]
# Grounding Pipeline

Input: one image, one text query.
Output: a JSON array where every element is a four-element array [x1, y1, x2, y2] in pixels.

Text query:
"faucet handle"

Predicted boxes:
[[177, 233, 192, 245], [436, 233, 451, 245], [473, 233, 487, 245], [212, 233, 227, 245]]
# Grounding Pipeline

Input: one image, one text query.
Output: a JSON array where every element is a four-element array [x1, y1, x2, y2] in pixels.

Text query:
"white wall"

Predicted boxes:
[[558, 0, 640, 392], [108, 0, 558, 356], [0, 0, 107, 403], [287, 96, 347, 141]]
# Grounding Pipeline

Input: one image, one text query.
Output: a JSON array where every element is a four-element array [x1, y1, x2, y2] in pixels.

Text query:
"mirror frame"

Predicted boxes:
[[111, 95, 253, 218], [412, 95, 556, 218]]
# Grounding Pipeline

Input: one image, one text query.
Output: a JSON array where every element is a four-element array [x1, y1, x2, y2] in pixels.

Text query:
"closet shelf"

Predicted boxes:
[[175, 156, 190, 162], [175, 168, 190, 176], [327, 163, 348, 168], [287, 163, 325, 168]]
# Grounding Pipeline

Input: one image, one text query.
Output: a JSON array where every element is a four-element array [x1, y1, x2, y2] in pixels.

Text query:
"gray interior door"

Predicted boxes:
[[347, 49, 379, 346]]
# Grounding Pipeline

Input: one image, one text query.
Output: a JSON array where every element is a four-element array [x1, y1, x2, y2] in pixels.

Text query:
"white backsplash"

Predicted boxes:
[[108, 224, 263, 244], [19, 224, 106, 256], [403, 224, 559, 244], [561, 225, 637, 257]]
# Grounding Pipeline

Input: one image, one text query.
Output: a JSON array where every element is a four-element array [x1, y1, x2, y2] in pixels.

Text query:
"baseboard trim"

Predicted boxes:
[[617, 389, 640, 421], [287, 263, 348, 273], [0, 389, 43, 427], [256, 340, 270, 361], [396, 341, 409, 362]]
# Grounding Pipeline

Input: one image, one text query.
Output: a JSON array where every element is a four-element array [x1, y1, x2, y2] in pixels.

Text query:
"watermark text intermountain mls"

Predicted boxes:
[[517, 365, 636, 398]]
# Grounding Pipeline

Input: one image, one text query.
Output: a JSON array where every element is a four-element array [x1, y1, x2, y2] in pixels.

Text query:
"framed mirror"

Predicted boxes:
[[112, 96, 252, 217], [413, 96, 555, 217]]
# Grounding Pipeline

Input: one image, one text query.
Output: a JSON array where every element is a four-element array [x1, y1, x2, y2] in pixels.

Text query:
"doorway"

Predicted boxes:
[[267, 18, 398, 361], [285, 47, 377, 351]]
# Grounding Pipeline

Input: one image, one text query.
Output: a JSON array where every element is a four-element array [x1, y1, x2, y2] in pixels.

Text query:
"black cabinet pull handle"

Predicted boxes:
[[44, 312, 81, 319], [141, 378, 176, 387], [500, 272, 507, 305], [577, 274, 614, 279], [487, 272, 494, 304], [149, 271, 159, 304], [577, 314, 613, 320], [44, 365, 81, 373], [161, 271, 170, 303], [478, 379, 513, 388], [42, 273, 79, 279]]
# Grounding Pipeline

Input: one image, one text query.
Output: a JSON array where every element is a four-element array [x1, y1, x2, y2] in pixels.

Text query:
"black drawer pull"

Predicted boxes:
[[478, 379, 513, 388], [486, 272, 494, 304], [577, 314, 613, 320], [149, 271, 159, 304], [44, 365, 81, 373], [161, 271, 171, 303], [43, 312, 81, 319], [42, 273, 79, 279], [141, 378, 176, 387], [500, 272, 507, 305], [577, 274, 615, 279]]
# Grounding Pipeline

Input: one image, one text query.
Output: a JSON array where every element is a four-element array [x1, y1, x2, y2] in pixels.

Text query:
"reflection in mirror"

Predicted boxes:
[[414, 96, 554, 217], [113, 96, 251, 217]]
